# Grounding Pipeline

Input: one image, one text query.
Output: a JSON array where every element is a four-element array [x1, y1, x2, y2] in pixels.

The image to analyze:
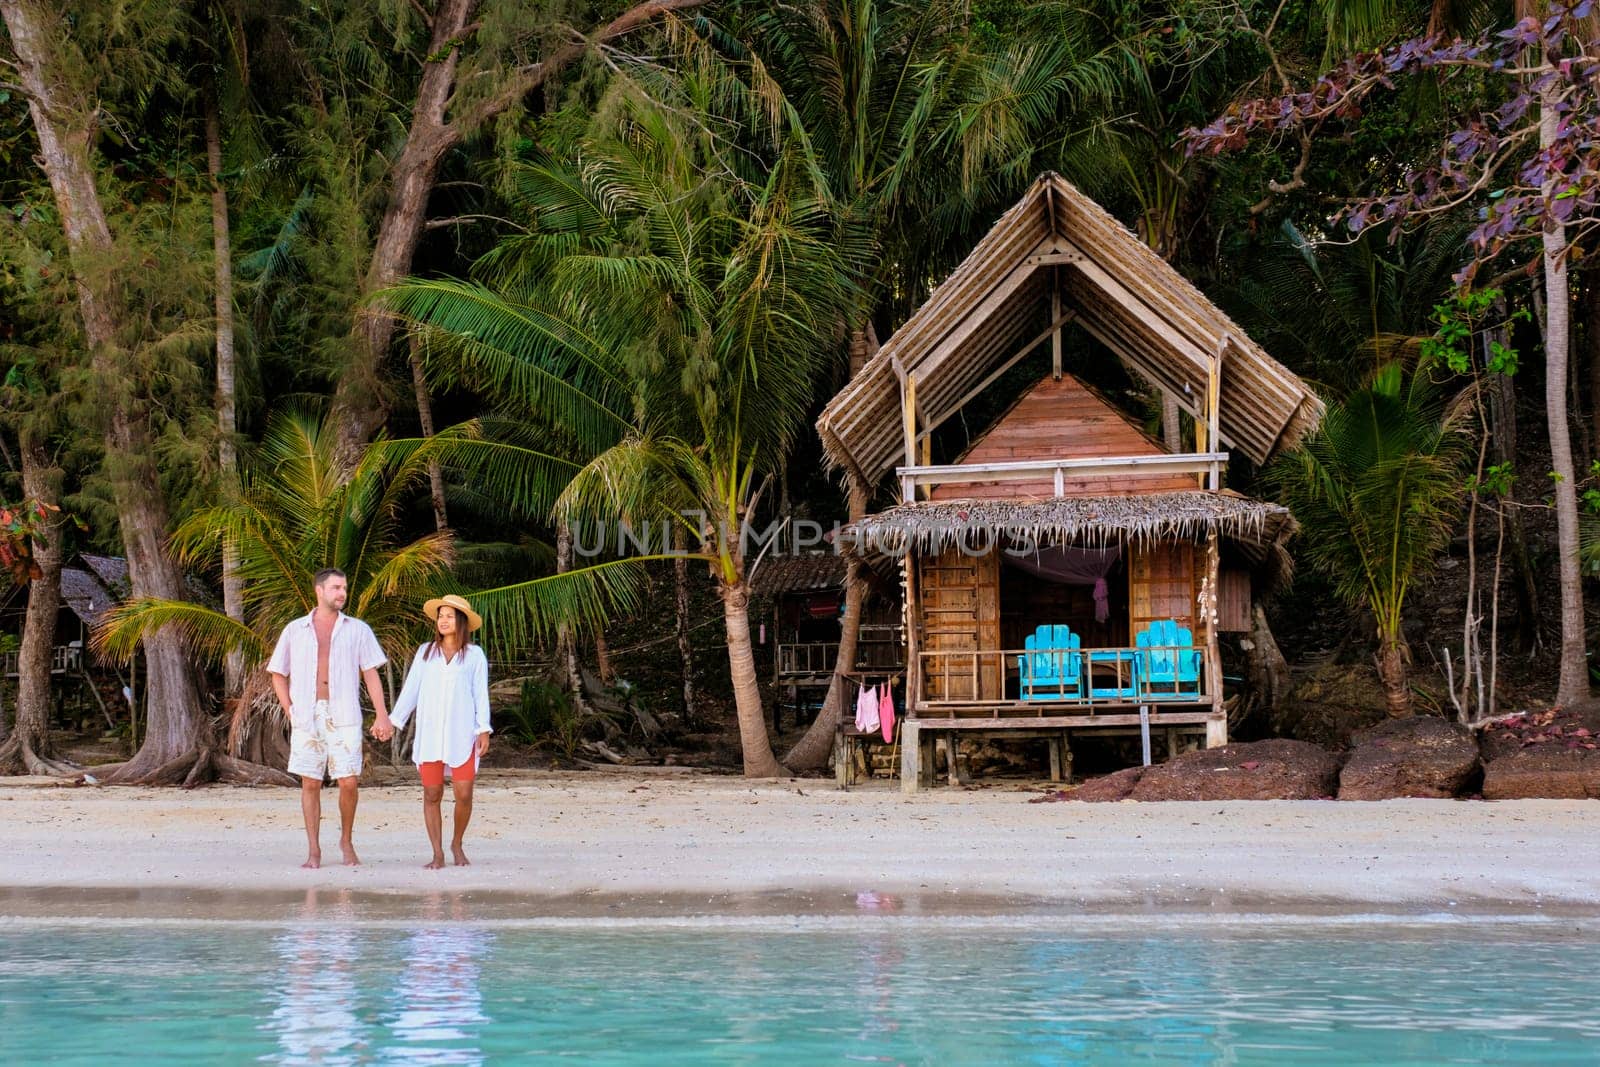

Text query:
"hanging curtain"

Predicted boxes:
[[1003, 546, 1121, 622]]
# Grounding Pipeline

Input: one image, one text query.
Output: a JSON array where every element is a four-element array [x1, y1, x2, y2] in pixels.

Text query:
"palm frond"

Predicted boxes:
[[94, 599, 266, 668]]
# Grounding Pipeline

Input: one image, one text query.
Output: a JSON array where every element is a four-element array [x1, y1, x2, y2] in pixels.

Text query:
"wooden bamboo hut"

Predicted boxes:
[[749, 554, 903, 728], [816, 174, 1323, 791]]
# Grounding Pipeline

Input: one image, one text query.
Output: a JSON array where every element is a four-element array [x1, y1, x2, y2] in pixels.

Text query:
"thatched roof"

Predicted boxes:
[[59, 565, 119, 627], [817, 173, 1324, 484], [748, 554, 849, 596], [843, 491, 1296, 585]]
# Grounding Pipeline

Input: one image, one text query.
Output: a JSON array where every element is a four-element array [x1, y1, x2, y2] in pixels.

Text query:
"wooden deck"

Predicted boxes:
[[834, 702, 1227, 791]]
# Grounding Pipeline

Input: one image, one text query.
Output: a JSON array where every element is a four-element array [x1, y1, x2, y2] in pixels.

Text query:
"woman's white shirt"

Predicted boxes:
[[390, 643, 491, 768]]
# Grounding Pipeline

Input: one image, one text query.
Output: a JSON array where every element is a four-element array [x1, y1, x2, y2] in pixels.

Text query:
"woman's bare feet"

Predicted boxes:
[[451, 844, 470, 866], [301, 852, 321, 870], [340, 844, 361, 866], [424, 855, 446, 870]]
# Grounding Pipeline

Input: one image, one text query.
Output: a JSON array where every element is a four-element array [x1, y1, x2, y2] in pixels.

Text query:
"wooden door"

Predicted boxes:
[[918, 547, 1001, 703], [1129, 541, 1197, 639]]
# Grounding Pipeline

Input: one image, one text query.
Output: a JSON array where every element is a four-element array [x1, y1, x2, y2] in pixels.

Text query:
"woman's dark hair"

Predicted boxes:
[[424, 606, 474, 660]]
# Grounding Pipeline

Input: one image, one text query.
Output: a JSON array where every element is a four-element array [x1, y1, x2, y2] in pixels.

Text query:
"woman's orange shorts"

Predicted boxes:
[[418, 757, 477, 788]]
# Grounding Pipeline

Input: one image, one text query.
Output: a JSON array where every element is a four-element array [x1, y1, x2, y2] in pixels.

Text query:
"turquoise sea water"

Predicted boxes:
[[2, 914, 1597, 1065]]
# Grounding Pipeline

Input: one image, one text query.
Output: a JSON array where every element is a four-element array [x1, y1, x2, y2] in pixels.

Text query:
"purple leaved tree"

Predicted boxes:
[[1188, 3, 1600, 707]]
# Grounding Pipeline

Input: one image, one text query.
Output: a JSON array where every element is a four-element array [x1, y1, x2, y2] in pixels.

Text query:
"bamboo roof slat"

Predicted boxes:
[[818, 174, 1324, 481]]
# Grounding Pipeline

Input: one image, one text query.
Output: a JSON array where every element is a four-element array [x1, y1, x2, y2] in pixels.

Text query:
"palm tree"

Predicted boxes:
[[97, 410, 452, 659], [384, 83, 852, 775], [722, 0, 1132, 767], [1274, 360, 1470, 715]]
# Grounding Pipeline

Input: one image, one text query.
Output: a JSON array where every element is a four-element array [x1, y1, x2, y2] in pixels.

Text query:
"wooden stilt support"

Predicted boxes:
[[1205, 714, 1227, 749], [900, 721, 922, 793], [1139, 705, 1152, 766]]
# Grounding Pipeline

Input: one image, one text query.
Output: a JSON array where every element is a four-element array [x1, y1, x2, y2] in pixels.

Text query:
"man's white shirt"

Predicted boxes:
[[266, 612, 388, 728]]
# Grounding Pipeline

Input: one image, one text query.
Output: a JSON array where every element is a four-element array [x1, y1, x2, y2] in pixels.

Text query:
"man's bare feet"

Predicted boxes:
[[451, 845, 470, 866], [424, 855, 446, 870], [340, 844, 361, 866], [301, 853, 321, 870]]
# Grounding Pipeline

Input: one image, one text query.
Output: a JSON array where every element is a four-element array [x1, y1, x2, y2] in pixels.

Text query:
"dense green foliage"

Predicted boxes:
[[4, 0, 1598, 772]]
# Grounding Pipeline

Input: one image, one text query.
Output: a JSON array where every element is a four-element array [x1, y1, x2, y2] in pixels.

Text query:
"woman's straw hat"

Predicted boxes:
[[422, 593, 483, 633]]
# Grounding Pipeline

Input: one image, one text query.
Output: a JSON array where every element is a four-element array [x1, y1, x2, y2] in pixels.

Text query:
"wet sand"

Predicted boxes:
[[4, 770, 1596, 918]]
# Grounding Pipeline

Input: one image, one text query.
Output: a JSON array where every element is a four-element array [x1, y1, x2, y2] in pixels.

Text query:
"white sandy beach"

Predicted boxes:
[[3, 769, 1596, 915]]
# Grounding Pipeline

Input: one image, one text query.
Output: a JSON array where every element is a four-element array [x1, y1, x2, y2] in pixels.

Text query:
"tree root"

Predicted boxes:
[[97, 747, 295, 788], [0, 734, 81, 778]]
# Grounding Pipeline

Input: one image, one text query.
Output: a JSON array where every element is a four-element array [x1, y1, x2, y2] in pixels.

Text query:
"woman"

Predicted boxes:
[[390, 594, 492, 869]]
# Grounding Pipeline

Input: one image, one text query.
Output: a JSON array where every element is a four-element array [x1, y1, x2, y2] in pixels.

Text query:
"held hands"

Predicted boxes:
[[370, 714, 395, 742]]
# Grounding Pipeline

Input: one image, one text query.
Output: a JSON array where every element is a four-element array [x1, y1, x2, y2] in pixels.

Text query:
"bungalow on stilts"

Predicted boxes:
[[816, 174, 1324, 791]]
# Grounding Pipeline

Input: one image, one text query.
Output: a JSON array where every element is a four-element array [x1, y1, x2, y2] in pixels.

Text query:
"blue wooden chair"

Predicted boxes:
[[1017, 624, 1083, 700], [1134, 619, 1204, 701]]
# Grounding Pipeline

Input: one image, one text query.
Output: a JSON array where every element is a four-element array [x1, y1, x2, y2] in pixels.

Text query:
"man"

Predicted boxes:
[[267, 569, 396, 868]]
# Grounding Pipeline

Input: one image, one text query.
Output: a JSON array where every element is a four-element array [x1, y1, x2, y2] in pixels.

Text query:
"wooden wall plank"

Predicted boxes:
[[930, 374, 1194, 501]]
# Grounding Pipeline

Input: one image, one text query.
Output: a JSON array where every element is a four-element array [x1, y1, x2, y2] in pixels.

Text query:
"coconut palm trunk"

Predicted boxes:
[[1376, 637, 1412, 717], [720, 577, 787, 777]]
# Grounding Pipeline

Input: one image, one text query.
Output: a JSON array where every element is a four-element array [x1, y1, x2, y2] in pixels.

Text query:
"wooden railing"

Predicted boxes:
[[778, 627, 906, 682], [896, 452, 1228, 502], [1, 644, 83, 677], [777, 641, 839, 679], [917, 644, 1208, 710]]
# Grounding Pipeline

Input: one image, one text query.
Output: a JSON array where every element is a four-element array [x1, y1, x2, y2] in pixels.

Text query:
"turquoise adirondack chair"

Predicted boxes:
[[1134, 619, 1203, 700], [1017, 624, 1083, 700]]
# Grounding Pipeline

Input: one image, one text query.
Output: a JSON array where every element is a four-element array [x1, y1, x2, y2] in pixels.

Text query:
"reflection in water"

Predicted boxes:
[[263, 889, 368, 1065], [383, 893, 492, 1066]]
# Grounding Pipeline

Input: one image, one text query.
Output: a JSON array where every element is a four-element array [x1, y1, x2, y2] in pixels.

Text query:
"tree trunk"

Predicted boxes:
[[1245, 602, 1291, 713], [327, 0, 710, 470], [594, 628, 614, 685], [0, 436, 72, 775], [1375, 638, 1412, 717], [205, 81, 246, 699], [1541, 84, 1591, 707], [781, 481, 866, 770], [1486, 346, 1540, 652], [1588, 273, 1600, 473], [409, 334, 449, 531], [781, 321, 878, 769], [1, 0, 213, 782], [674, 527, 697, 724], [328, 0, 480, 471], [721, 579, 787, 777], [554, 519, 586, 706], [1161, 394, 1182, 451]]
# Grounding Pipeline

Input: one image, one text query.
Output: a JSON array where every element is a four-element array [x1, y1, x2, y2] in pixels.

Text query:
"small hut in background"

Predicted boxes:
[[749, 554, 903, 728], [0, 553, 129, 729], [816, 173, 1322, 790]]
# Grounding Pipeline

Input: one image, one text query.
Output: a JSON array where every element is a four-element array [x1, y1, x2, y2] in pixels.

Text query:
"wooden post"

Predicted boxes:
[[903, 552, 920, 713], [834, 729, 851, 789], [1206, 715, 1228, 749], [1206, 341, 1224, 490], [1202, 528, 1226, 747], [900, 720, 922, 793], [903, 372, 918, 501], [1051, 270, 1063, 379]]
